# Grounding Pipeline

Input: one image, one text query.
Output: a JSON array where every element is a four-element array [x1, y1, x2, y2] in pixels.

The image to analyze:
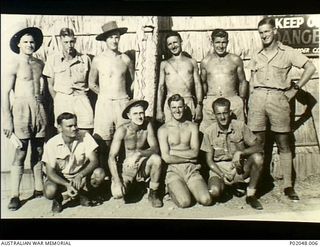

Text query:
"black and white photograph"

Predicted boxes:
[[1, 12, 319, 224]]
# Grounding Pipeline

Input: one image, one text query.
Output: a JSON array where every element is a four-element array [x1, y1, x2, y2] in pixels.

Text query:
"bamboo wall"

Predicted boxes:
[[1, 15, 319, 189]]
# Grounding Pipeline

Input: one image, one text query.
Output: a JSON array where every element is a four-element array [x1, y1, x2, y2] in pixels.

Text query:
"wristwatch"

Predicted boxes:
[[293, 83, 300, 90]]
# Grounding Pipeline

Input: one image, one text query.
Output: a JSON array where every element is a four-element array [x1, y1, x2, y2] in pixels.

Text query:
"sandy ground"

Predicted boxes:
[[2, 175, 320, 221]]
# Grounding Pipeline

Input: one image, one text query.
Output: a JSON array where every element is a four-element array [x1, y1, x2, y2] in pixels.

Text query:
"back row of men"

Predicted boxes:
[[3, 17, 316, 213]]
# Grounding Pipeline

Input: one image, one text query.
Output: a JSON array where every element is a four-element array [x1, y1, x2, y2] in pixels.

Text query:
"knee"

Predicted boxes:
[[90, 168, 106, 188], [199, 193, 212, 206], [252, 153, 264, 168], [208, 185, 222, 199], [44, 182, 58, 200], [150, 155, 162, 169], [176, 197, 192, 208], [13, 150, 27, 165], [111, 181, 124, 199]]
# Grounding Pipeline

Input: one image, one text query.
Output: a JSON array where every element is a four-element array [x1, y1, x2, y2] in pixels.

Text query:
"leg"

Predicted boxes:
[[44, 180, 63, 213], [145, 154, 163, 207], [30, 138, 45, 195], [8, 139, 29, 210], [208, 176, 225, 201], [188, 178, 212, 206], [275, 132, 299, 200], [167, 180, 192, 208]]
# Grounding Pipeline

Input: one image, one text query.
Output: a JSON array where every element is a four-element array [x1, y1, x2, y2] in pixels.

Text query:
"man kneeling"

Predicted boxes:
[[201, 97, 264, 210], [42, 113, 105, 213], [108, 99, 163, 208], [158, 94, 212, 208]]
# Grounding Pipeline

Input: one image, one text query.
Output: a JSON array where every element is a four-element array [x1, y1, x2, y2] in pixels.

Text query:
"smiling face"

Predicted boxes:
[[258, 23, 277, 47], [127, 105, 145, 126], [61, 35, 76, 55], [214, 104, 232, 129], [212, 36, 228, 56], [18, 34, 36, 55], [169, 99, 185, 121], [105, 31, 120, 51], [166, 35, 182, 56]]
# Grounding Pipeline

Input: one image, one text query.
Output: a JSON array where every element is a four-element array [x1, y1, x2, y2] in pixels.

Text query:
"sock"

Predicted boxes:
[[149, 182, 159, 191], [10, 165, 24, 198], [246, 188, 256, 197], [32, 161, 44, 192], [279, 152, 293, 189]]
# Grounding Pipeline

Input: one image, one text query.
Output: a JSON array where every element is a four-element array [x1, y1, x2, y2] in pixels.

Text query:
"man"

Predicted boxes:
[[42, 112, 106, 213], [158, 94, 212, 208], [108, 99, 163, 208], [2, 24, 47, 211], [248, 17, 316, 201], [89, 21, 135, 167], [156, 31, 203, 123], [200, 29, 248, 133], [201, 98, 264, 210], [43, 27, 93, 134]]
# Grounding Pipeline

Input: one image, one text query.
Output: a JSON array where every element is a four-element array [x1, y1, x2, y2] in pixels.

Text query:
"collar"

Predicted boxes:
[[59, 50, 83, 63], [258, 41, 285, 54], [56, 133, 79, 148], [215, 121, 234, 137]]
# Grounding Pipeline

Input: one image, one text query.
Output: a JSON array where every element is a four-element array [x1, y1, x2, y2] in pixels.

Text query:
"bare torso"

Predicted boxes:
[[13, 56, 44, 97], [95, 52, 130, 99], [204, 53, 240, 97], [164, 56, 195, 97], [165, 120, 194, 151]]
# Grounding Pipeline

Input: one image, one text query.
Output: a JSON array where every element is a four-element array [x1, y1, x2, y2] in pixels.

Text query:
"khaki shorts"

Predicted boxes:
[[93, 96, 130, 140], [200, 95, 244, 133], [209, 161, 250, 183], [164, 96, 195, 122], [248, 88, 291, 132], [54, 92, 93, 129], [122, 155, 148, 183], [165, 163, 204, 186], [12, 97, 47, 139]]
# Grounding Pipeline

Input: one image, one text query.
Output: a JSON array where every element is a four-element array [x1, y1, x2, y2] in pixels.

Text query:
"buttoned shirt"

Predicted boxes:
[[43, 51, 91, 95], [200, 120, 257, 162], [42, 132, 98, 179], [249, 42, 309, 90]]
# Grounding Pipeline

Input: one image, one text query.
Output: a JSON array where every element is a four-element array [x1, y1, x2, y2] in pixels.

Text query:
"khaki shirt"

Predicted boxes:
[[249, 42, 309, 89], [42, 132, 98, 179], [200, 120, 257, 162], [43, 52, 91, 95]]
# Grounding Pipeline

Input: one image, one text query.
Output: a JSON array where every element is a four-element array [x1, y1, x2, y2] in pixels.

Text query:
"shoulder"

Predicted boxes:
[[231, 119, 246, 130], [120, 53, 131, 64], [158, 124, 169, 135], [46, 134, 61, 148], [201, 54, 211, 65], [229, 53, 242, 64]]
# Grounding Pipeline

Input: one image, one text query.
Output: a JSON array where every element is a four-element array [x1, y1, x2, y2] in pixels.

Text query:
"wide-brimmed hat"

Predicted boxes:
[[96, 21, 128, 41], [10, 22, 43, 54], [122, 99, 149, 119]]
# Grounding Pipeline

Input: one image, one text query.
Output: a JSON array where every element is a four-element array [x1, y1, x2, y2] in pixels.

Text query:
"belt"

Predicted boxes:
[[254, 86, 287, 92]]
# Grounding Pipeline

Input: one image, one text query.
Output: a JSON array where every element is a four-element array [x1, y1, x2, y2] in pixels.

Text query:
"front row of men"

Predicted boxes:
[[41, 95, 264, 213]]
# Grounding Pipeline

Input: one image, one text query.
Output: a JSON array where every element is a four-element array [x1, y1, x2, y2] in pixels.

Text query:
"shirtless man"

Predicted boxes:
[[108, 99, 163, 208], [43, 27, 93, 134], [2, 24, 47, 210], [200, 29, 248, 133], [89, 21, 135, 167], [157, 31, 203, 123], [158, 94, 212, 208]]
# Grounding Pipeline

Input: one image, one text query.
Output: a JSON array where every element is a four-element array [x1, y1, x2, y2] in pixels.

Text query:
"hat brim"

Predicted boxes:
[[96, 27, 128, 41], [122, 100, 149, 119], [10, 27, 43, 54]]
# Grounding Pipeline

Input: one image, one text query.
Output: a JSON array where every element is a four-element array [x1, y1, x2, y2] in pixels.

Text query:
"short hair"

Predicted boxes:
[[59, 28, 75, 38], [57, 112, 77, 125], [211, 29, 228, 41], [258, 17, 275, 28], [165, 31, 182, 43], [212, 97, 231, 112], [168, 94, 185, 107]]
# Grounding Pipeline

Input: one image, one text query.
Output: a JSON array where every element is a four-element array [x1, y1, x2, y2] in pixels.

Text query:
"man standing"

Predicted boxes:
[[2, 24, 47, 210], [43, 28, 94, 134], [158, 94, 212, 208], [89, 21, 135, 167], [248, 17, 316, 200], [42, 112, 106, 213], [201, 98, 264, 210], [200, 29, 248, 132], [108, 99, 163, 208], [157, 31, 203, 123]]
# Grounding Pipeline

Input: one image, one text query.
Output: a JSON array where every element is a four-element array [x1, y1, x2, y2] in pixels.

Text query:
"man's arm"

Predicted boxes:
[[169, 124, 199, 159], [139, 122, 160, 157], [156, 61, 166, 122], [158, 127, 195, 164], [236, 57, 248, 100], [192, 59, 203, 121], [205, 150, 226, 179], [47, 77, 56, 99], [200, 60, 208, 97], [45, 163, 69, 187], [127, 57, 135, 95], [88, 57, 100, 95], [2, 63, 16, 138]]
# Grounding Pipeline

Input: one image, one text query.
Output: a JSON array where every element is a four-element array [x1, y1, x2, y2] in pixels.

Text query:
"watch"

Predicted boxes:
[[293, 83, 300, 90]]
